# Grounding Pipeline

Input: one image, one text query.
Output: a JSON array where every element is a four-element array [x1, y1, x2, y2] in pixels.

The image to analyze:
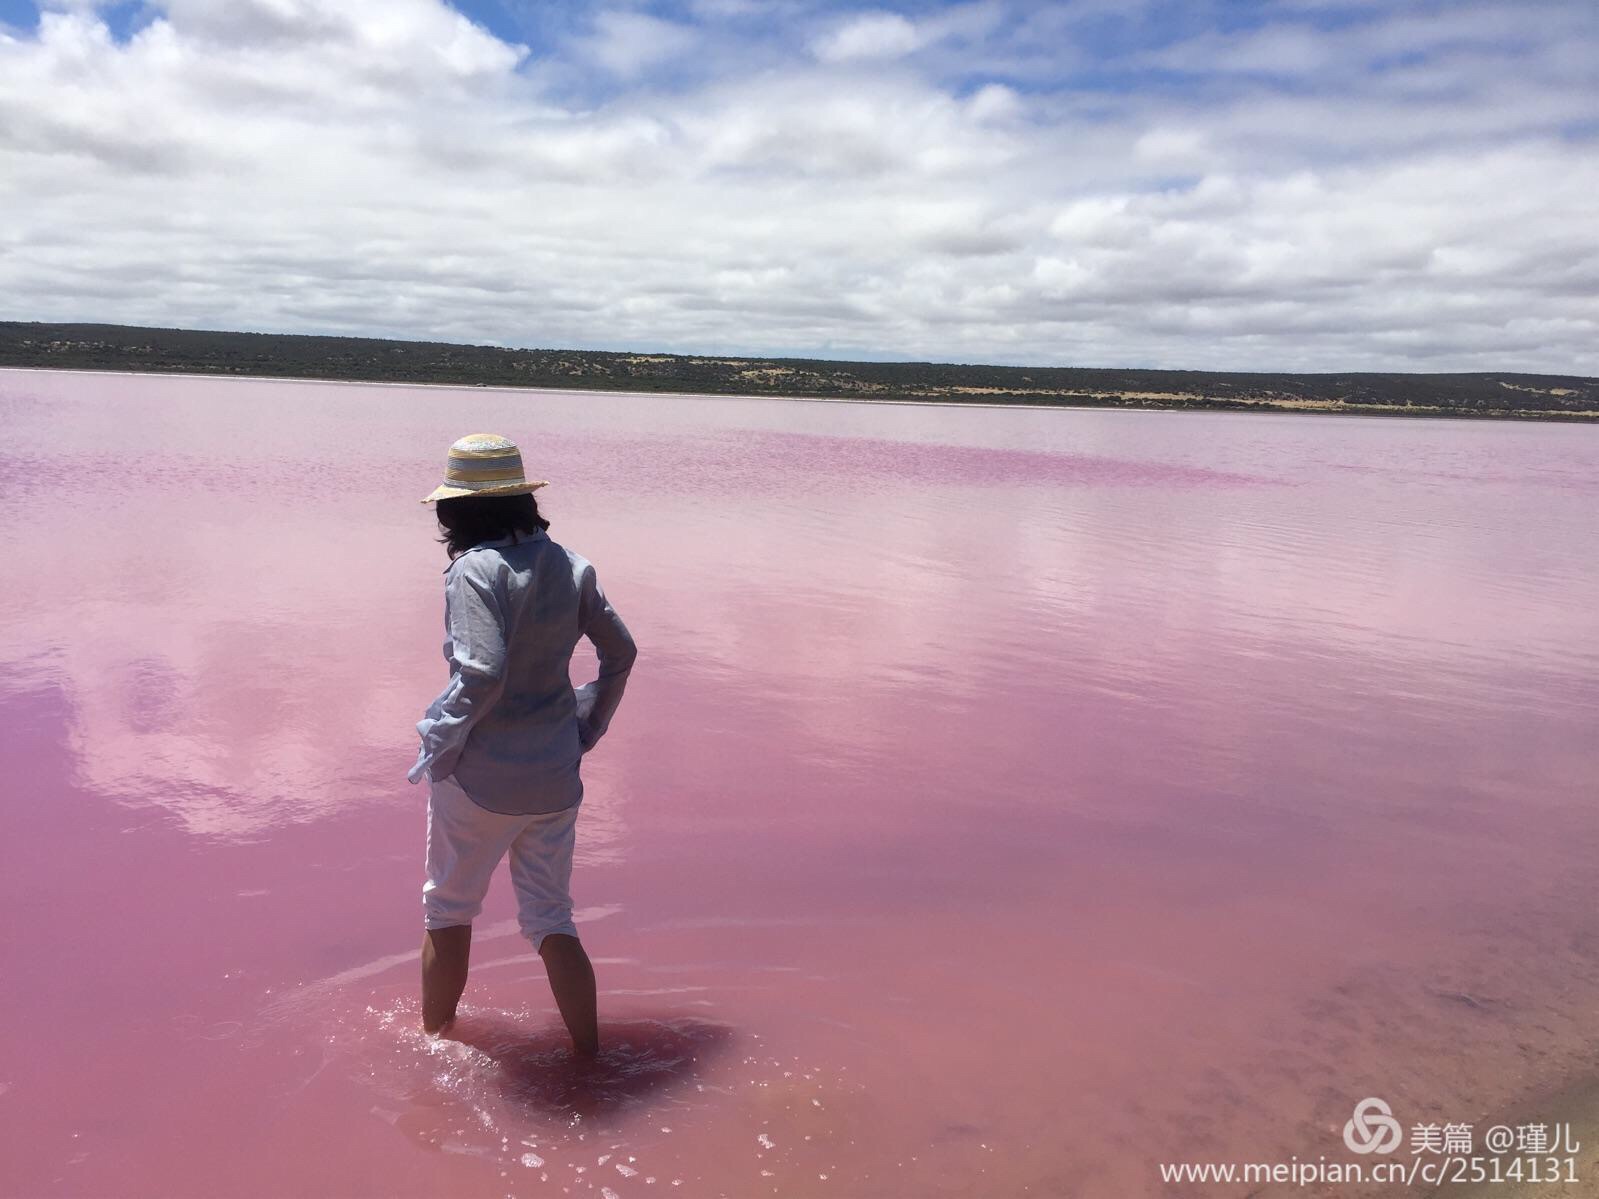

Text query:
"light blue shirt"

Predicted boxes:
[[407, 526, 638, 815]]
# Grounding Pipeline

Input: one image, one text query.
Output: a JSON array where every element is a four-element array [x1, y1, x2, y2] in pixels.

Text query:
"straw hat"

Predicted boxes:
[[421, 433, 550, 504]]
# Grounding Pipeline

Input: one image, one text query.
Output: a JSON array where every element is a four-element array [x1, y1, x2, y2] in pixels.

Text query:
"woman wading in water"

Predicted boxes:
[[408, 433, 637, 1053]]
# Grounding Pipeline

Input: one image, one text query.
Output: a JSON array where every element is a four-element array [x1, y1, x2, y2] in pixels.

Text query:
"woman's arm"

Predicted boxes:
[[572, 563, 637, 752], [408, 564, 510, 783]]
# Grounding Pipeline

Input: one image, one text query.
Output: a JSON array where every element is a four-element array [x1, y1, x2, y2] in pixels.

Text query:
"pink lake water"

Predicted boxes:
[[2, 368, 1598, 1198]]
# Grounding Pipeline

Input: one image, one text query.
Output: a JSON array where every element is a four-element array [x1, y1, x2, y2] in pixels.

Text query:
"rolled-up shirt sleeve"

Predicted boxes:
[[572, 564, 637, 752], [408, 564, 510, 784]]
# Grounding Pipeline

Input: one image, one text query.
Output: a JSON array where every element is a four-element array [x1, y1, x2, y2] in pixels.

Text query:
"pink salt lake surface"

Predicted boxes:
[[2, 368, 1598, 1199]]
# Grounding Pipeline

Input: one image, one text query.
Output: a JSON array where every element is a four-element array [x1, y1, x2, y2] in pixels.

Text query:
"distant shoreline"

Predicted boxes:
[[0, 364, 1133, 417], [4, 321, 1596, 423], [12, 364, 1592, 427]]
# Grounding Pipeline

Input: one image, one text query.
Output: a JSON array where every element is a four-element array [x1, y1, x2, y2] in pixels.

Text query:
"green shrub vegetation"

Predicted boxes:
[[3, 322, 1594, 422]]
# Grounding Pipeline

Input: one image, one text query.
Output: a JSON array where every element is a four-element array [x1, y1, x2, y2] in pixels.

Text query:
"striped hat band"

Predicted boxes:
[[421, 432, 550, 504]]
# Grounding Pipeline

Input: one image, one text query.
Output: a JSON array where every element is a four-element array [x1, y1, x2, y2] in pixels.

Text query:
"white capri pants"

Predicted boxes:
[[423, 773, 581, 951]]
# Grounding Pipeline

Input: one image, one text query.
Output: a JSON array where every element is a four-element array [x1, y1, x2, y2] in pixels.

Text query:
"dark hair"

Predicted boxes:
[[435, 492, 550, 562]]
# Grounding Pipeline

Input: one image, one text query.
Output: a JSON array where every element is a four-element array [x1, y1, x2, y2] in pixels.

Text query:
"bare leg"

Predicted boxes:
[[538, 933, 599, 1056], [421, 924, 472, 1034]]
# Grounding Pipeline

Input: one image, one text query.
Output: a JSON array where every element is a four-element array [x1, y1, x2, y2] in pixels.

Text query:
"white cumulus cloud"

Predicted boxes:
[[811, 11, 924, 62], [0, 0, 1594, 372]]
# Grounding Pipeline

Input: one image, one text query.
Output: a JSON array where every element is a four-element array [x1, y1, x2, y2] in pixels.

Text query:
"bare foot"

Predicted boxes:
[[421, 1014, 458, 1039]]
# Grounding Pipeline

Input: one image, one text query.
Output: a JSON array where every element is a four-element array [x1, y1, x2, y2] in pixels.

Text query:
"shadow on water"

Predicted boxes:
[[436, 1012, 734, 1123]]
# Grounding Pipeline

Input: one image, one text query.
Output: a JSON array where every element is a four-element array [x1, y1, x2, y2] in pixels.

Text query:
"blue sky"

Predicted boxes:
[[0, 0, 1594, 371], [0, 1, 1337, 62]]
